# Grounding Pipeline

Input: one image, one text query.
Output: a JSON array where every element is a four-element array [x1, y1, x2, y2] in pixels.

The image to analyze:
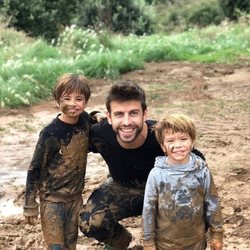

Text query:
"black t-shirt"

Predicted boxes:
[[89, 119, 164, 188]]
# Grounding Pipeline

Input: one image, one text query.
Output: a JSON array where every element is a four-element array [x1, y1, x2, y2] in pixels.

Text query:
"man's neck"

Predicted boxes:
[[117, 122, 148, 149]]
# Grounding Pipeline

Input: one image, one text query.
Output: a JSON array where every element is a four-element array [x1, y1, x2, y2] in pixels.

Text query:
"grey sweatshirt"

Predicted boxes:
[[142, 153, 223, 249]]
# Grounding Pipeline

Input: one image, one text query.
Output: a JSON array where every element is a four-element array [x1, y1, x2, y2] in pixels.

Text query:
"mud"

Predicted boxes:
[[0, 61, 249, 249]]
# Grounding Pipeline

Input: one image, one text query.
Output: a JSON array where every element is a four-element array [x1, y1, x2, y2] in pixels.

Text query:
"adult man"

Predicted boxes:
[[79, 80, 205, 249]]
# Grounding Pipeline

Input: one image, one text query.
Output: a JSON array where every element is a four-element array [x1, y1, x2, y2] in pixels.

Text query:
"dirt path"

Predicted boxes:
[[0, 62, 249, 249]]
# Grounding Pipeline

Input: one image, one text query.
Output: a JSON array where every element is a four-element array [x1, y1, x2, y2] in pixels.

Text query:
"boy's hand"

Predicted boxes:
[[143, 241, 156, 250], [24, 215, 37, 225], [210, 239, 223, 250], [143, 246, 156, 250]]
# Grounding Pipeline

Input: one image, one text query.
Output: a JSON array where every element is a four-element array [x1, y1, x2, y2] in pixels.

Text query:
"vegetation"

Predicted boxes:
[[0, 17, 249, 108], [0, 0, 249, 108]]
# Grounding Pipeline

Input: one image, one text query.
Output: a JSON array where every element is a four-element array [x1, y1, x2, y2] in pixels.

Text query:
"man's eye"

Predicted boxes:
[[114, 113, 123, 117], [130, 111, 139, 116]]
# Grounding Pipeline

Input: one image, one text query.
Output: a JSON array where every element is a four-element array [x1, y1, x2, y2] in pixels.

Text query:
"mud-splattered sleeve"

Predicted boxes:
[[204, 168, 224, 240], [142, 169, 158, 247], [23, 131, 48, 217]]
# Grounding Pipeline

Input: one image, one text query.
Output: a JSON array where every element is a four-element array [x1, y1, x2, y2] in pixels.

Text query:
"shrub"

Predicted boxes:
[[219, 0, 250, 20], [187, 2, 225, 27], [74, 0, 153, 35], [1, 0, 79, 40]]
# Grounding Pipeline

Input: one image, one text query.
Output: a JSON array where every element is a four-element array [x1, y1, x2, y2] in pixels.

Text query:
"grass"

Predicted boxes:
[[0, 19, 249, 108]]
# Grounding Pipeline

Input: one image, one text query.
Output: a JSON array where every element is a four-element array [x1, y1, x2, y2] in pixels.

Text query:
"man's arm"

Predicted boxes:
[[192, 148, 206, 160]]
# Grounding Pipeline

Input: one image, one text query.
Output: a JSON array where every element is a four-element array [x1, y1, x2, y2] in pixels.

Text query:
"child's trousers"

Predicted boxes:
[[40, 197, 82, 250]]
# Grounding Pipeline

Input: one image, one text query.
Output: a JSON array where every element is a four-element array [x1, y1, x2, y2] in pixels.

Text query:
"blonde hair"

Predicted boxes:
[[53, 73, 91, 103], [154, 114, 196, 145]]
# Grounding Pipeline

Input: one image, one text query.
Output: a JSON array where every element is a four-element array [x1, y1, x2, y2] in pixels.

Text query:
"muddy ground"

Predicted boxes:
[[0, 61, 249, 249]]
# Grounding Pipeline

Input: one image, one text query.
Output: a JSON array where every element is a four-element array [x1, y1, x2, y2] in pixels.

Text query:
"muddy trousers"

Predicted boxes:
[[40, 197, 82, 250], [79, 177, 145, 249]]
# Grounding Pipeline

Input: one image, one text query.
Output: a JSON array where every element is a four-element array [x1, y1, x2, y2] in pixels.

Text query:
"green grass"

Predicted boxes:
[[0, 20, 249, 108]]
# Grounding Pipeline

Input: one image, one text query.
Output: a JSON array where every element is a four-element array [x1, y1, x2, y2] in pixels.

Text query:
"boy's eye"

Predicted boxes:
[[166, 140, 174, 143], [76, 97, 85, 102], [61, 97, 70, 101]]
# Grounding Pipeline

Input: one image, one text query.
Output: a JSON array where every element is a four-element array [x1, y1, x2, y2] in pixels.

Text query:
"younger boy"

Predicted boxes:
[[23, 73, 92, 249], [142, 114, 223, 250]]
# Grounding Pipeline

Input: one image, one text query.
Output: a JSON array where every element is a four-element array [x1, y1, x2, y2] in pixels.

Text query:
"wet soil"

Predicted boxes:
[[0, 61, 249, 249]]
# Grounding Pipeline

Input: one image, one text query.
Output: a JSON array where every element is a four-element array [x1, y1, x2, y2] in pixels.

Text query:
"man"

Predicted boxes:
[[79, 80, 205, 249]]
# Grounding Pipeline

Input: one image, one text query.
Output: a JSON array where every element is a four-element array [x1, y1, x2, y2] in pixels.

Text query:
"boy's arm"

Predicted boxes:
[[23, 134, 46, 224], [204, 168, 224, 250], [142, 171, 158, 249]]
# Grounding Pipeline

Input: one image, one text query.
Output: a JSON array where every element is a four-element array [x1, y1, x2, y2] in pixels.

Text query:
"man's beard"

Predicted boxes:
[[116, 125, 143, 144]]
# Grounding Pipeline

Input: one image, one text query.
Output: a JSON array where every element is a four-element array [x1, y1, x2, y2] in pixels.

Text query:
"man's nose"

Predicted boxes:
[[123, 114, 131, 125]]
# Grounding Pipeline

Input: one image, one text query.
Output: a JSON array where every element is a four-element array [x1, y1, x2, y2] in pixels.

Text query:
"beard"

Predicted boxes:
[[115, 124, 143, 144]]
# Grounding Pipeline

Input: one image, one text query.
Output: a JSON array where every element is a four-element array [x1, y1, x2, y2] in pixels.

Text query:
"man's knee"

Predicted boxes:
[[79, 205, 112, 241]]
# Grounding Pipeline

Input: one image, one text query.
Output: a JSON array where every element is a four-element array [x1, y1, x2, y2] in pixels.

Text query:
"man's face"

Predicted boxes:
[[107, 100, 147, 144]]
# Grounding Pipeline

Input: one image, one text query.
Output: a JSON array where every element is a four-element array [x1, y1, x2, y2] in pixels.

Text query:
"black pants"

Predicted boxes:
[[79, 177, 144, 243]]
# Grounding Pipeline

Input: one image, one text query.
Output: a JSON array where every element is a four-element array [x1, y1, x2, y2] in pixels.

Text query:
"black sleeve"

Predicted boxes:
[[192, 148, 206, 161]]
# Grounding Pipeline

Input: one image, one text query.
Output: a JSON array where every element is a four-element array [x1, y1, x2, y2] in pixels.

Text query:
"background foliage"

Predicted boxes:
[[0, 0, 249, 41], [0, 0, 249, 108]]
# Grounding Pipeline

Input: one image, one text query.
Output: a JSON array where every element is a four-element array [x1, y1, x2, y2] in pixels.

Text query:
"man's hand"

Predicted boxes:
[[94, 112, 106, 122], [210, 239, 223, 250]]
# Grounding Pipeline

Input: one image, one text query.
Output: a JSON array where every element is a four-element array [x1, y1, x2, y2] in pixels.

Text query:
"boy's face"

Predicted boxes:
[[161, 130, 193, 165], [107, 100, 147, 145], [58, 91, 86, 123]]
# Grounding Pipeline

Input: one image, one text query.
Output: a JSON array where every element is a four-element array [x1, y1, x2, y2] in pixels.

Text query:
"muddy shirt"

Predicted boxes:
[[89, 119, 164, 188], [143, 153, 223, 249], [24, 112, 90, 210]]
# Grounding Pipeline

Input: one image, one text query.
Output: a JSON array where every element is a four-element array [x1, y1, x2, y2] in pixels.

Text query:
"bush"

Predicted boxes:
[[219, 0, 250, 20], [187, 2, 225, 27], [1, 0, 79, 40], [74, 0, 153, 35]]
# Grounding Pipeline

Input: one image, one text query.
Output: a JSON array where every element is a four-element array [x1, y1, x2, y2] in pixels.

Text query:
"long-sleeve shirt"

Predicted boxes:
[[142, 153, 223, 249], [89, 119, 205, 188], [24, 112, 91, 215], [89, 119, 164, 188]]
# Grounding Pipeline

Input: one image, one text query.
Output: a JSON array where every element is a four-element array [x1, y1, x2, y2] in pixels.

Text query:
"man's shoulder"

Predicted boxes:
[[90, 118, 113, 136]]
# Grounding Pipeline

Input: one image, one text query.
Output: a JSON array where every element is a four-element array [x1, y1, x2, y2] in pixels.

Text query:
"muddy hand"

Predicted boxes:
[[210, 239, 223, 250], [25, 216, 36, 225]]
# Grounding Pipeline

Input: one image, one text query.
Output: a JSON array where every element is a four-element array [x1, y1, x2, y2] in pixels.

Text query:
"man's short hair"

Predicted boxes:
[[106, 80, 147, 113]]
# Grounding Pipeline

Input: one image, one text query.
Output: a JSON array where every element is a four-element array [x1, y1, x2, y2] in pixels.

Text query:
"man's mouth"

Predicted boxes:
[[119, 127, 135, 138]]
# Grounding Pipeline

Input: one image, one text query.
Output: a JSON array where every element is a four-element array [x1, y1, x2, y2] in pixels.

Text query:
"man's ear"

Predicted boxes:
[[143, 109, 148, 122], [107, 111, 112, 125]]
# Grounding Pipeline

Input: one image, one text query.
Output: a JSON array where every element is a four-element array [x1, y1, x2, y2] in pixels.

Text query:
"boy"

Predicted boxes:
[[142, 114, 223, 250], [23, 73, 93, 249]]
